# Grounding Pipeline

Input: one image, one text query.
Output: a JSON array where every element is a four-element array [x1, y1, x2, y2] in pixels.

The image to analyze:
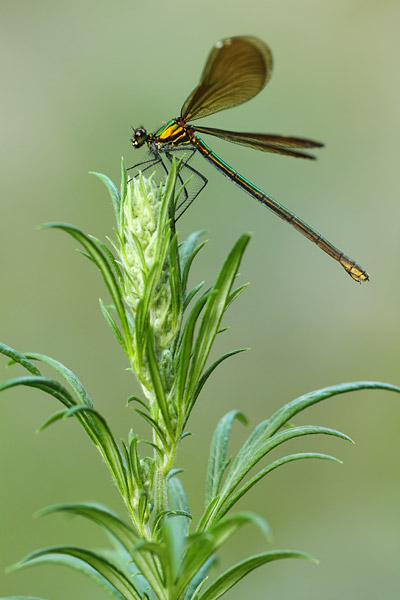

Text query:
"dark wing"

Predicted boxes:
[[181, 36, 273, 122], [192, 125, 324, 159]]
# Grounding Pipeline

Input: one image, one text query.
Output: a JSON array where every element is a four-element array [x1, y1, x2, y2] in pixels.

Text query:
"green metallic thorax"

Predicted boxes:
[[150, 118, 194, 149]]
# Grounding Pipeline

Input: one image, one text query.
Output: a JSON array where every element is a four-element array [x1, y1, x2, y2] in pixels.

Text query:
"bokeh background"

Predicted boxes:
[[1, 0, 399, 598]]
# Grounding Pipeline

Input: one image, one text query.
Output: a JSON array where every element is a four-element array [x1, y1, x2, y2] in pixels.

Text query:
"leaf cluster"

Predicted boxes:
[[1, 162, 399, 600]]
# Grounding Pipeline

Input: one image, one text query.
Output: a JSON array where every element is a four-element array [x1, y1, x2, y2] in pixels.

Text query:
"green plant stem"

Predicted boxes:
[[1, 163, 398, 600]]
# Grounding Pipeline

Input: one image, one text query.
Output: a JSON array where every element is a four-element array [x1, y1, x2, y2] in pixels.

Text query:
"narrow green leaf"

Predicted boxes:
[[198, 550, 316, 600], [169, 232, 182, 327], [168, 476, 190, 515], [65, 406, 129, 498], [12, 546, 140, 600], [173, 532, 212, 599], [218, 425, 352, 516], [218, 452, 341, 519], [161, 157, 178, 223], [134, 262, 159, 342], [216, 327, 230, 335], [184, 556, 215, 600], [145, 328, 173, 436], [225, 283, 249, 311], [197, 496, 220, 532], [151, 509, 172, 537], [123, 435, 142, 495], [134, 409, 169, 451], [179, 231, 206, 271], [99, 299, 128, 353], [179, 232, 207, 294], [183, 281, 204, 312], [167, 468, 184, 479], [163, 513, 187, 583], [42, 223, 132, 357], [176, 512, 270, 598], [175, 292, 210, 412], [193, 350, 248, 416], [205, 410, 248, 506], [0, 375, 107, 449], [92, 235, 124, 286], [184, 235, 250, 421], [167, 477, 191, 538], [0, 342, 41, 376], [129, 539, 172, 595], [263, 381, 400, 439], [38, 503, 139, 550], [90, 171, 121, 223], [0, 376, 76, 408], [205, 511, 272, 544], [76, 249, 95, 264], [130, 540, 168, 571], [24, 353, 93, 406], [127, 395, 148, 409], [37, 409, 68, 431]]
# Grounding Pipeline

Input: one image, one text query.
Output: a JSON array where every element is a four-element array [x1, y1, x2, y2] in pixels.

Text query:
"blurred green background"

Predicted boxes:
[[1, 0, 399, 598]]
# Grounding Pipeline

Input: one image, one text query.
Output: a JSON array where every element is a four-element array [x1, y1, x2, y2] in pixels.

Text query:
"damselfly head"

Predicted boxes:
[[131, 126, 147, 148]]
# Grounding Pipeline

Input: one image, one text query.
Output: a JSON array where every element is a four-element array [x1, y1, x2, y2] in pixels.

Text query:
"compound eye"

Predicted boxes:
[[132, 127, 147, 148]]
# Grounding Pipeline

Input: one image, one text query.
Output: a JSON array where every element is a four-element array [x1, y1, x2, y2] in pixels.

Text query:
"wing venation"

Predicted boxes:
[[181, 36, 273, 122], [193, 125, 324, 159]]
